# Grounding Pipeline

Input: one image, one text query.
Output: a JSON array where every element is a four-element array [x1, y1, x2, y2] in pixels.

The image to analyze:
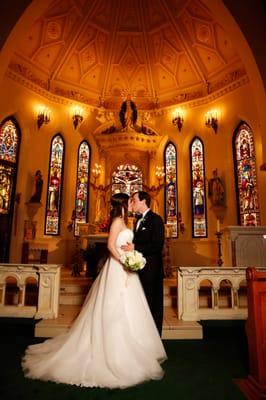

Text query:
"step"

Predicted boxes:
[[164, 294, 177, 307], [60, 292, 87, 305], [60, 283, 90, 294], [35, 305, 203, 340], [163, 278, 177, 307], [59, 276, 178, 306], [59, 268, 92, 305]]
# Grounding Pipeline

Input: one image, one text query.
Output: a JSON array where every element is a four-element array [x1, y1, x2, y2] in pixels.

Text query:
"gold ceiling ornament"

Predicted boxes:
[[120, 89, 137, 102]]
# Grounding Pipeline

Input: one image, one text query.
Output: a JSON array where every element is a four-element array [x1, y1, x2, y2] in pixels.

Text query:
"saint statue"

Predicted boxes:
[[90, 182, 111, 224], [29, 170, 43, 203], [208, 169, 225, 207], [119, 94, 137, 130]]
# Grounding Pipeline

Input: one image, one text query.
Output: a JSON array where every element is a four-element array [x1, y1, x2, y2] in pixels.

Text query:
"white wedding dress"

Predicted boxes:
[[22, 228, 167, 389]]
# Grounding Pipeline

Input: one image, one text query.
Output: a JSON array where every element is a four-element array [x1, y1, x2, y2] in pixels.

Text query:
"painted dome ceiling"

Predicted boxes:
[[8, 0, 246, 110]]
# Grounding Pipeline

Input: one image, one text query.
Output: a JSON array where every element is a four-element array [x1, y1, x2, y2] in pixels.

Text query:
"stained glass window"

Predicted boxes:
[[74, 141, 90, 235], [112, 164, 142, 195], [0, 164, 14, 214], [164, 142, 178, 237], [190, 137, 207, 238], [45, 134, 65, 235], [0, 119, 19, 163], [233, 122, 260, 226], [0, 117, 20, 216]]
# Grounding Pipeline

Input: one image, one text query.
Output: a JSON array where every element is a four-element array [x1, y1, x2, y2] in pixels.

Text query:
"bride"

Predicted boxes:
[[22, 192, 167, 389]]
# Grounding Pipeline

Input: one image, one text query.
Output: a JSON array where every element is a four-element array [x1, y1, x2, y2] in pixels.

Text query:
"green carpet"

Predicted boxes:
[[0, 318, 248, 400]]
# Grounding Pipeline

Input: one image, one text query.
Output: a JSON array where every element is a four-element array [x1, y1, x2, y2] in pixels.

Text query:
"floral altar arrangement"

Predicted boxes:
[[97, 220, 109, 232], [120, 250, 146, 272]]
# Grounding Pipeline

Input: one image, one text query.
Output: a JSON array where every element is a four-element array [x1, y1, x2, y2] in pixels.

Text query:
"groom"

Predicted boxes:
[[123, 191, 165, 336]]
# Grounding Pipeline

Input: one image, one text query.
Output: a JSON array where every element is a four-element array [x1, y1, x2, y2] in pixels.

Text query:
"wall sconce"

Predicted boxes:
[[37, 107, 51, 129], [91, 163, 102, 183], [172, 109, 184, 132], [155, 166, 165, 184], [205, 110, 218, 133], [72, 107, 84, 129]]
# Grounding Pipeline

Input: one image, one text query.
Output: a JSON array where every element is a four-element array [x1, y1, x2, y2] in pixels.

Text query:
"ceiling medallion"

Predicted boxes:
[[47, 21, 61, 40], [196, 25, 211, 43]]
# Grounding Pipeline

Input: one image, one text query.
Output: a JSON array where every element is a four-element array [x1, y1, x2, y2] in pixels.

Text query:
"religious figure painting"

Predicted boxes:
[[234, 122, 260, 226], [45, 135, 64, 235], [190, 137, 207, 238]]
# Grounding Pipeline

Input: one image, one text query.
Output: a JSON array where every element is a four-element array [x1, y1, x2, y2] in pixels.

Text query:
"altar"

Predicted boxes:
[[79, 232, 108, 278]]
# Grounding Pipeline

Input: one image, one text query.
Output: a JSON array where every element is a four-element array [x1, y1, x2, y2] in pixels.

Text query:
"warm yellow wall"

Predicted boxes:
[[0, 74, 265, 267]]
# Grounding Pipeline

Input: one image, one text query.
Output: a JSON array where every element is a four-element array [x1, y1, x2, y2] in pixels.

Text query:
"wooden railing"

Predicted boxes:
[[0, 263, 61, 319], [177, 266, 266, 321]]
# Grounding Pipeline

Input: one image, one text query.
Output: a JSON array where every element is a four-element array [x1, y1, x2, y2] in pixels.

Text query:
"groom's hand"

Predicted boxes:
[[121, 242, 134, 251]]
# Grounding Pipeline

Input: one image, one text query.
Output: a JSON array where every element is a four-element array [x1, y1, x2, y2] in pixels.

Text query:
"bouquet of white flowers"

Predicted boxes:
[[120, 250, 146, 272]]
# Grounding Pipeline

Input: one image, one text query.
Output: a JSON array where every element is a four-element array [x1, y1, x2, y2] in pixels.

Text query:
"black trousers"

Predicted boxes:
[[139, 269, 164, 336]]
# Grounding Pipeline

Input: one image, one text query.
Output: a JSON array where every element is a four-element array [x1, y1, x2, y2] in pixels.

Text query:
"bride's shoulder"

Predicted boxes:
[[109, 217, 123, 229]]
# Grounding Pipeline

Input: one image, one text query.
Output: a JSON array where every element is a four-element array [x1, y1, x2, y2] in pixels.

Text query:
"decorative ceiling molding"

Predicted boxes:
[[6, 62, 249, 114], [94, 130, 162, 152]]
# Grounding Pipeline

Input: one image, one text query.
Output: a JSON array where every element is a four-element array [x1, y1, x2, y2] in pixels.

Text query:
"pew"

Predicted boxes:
[[235, 267, 266, 399]]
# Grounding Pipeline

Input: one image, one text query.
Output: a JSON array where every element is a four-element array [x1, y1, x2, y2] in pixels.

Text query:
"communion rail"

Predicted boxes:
[[177, 266, 266, 321], [0, 263, 61, 319]]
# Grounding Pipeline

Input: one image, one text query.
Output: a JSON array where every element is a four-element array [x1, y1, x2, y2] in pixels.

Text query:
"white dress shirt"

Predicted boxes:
[[136, 208, 150, 231]]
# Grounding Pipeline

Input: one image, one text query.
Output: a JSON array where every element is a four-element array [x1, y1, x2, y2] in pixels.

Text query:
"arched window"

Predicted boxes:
[[164, 142, 178, 237], [233, 121, 260, 226], [74, 141, 90, 235], [112, 163, 142, 195], [45, 134, 65, 235], [0, 118, 20, 214], [190, 137, 207, 238], [0, 116, 21, 261]]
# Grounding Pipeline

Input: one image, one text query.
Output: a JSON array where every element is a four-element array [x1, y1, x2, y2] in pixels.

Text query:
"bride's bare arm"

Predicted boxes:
[[107, 218, 123, 261]]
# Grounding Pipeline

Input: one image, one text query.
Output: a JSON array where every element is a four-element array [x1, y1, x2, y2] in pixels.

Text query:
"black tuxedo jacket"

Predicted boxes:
[[133, 210, 165, 279]]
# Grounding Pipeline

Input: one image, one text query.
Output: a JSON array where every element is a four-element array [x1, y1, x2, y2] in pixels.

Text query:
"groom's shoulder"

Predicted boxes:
[[150, 211, 164, 224]]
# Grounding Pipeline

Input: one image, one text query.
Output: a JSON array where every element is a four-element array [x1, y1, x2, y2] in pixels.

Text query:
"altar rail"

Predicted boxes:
[[0, 263, 61, 319], [177, 266, 266, 321]]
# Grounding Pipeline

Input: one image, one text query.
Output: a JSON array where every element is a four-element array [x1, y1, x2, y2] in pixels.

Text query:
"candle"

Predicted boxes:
[[216, 219, 220, 233]]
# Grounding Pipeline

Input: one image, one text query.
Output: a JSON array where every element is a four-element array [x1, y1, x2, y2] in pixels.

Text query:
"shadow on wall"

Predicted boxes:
[[47, 239, 69, 265], [170, 240, 217, 266], [47, 237, 86, 270]]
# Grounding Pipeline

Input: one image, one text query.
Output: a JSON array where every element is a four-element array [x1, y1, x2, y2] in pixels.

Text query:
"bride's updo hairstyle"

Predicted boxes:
[[109, 192, 129, 227]]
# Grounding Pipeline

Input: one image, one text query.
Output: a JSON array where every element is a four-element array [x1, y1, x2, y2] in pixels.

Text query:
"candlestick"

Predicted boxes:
[[215, 231, 223, 266], [216, 218, 220, 233]]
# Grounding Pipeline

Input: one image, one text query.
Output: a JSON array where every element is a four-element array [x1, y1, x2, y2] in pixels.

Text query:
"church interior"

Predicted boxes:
[[0, 0, 266, 266], [0, 0, 266, 398]]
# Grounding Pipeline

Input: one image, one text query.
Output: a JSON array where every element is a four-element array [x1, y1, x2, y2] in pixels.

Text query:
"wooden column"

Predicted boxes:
[[235, 267, 266, 399]]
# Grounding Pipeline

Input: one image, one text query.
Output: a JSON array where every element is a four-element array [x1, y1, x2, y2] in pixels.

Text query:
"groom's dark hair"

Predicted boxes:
[[137, 191, 151, 207]]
